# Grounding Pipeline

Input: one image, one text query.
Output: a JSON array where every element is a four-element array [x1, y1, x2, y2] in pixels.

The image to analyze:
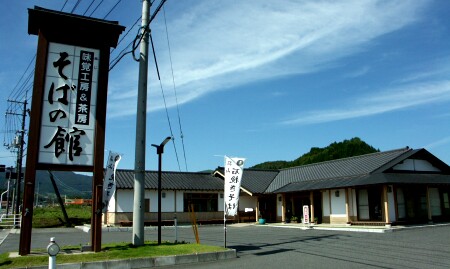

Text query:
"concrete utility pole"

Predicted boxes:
[[133, 0, 151, 246], [6, 99, 27, 217]]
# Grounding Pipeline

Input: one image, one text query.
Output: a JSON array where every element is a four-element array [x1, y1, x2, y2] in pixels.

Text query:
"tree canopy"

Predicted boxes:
[[251, 137, 379, 170]]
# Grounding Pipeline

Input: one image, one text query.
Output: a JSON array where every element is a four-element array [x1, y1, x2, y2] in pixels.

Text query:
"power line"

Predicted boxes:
[[88, 0, 104, 17], [8, 55, 35, 101], [82, 0, 97, 15], [70, 0, 83, 13], [163, 6, 188, 171], [103, 0, 122, 19], [109, 15, 142, 70], [61, 0, 69, 11], [151, 33, 182, 171]]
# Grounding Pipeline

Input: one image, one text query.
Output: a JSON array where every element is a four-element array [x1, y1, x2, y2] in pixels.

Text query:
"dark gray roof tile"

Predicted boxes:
[[265, 147, 411, 193], [116, 169, 224, 191]]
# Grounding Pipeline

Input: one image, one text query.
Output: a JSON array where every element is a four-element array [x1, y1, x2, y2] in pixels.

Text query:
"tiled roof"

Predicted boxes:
[[114, 147, 450, 194], [214, 168, 279, 194], [265, 147, 412, 193], [115, 169, 224, 191], [274, 173, 450, 193]]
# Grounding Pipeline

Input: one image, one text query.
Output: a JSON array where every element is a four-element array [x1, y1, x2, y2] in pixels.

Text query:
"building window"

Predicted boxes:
[[145, 199, 150, 212], [184, 193, 218, 212]]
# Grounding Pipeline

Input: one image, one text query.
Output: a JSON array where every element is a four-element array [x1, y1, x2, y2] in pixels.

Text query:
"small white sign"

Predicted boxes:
[[224, 156, 245, 217], [38, 42, 99, 166], [303, 205, 310, 224], [102, 151, 121, 212]]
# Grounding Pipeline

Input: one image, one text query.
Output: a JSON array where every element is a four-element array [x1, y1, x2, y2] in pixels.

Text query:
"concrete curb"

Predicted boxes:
[[12, 249, 236, 269], [74, 225, 194, 233], [261, 222, 450, 233]]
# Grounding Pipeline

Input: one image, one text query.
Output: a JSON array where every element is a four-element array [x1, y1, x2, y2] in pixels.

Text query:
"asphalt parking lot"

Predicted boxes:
[[1, 224, 450, 269]]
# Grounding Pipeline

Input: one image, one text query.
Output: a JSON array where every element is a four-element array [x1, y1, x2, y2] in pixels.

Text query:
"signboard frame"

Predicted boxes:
[[19, 7, 124, 255]]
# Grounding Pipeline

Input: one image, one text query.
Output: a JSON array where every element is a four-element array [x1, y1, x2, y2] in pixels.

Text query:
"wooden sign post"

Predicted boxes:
[[19, 7, 124, 255]]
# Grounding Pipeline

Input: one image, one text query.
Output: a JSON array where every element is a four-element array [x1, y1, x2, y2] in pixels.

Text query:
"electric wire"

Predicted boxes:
[[103, 0, 121, 19], [163, 6, 188, 171], [109, 16, 142, 70], [61, 0, 69, 11], [7, 55, 35, 100], [88, 0, 105, 17], [5, 1, 175, 169], [150, 32, 182, 171], [70, 0, 83, 13], [110, 15, 141, 55], [82, 0, 97, 16], [48, 171, 92, 195]]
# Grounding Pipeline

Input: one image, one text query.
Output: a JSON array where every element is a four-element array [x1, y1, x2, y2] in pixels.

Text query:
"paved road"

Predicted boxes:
[[1, 224, 450, 269]]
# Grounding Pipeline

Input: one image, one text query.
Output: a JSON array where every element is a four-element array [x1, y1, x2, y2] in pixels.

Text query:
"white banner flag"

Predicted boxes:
[[224, 156, 245, 217], [102, 151, 121, 213]]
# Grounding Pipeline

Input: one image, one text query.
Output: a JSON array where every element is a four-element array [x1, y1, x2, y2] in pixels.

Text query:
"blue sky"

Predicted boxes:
[[1, 0, 450, 173]]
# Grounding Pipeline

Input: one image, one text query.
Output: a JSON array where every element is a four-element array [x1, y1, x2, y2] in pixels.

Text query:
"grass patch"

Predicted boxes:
[[32, 205, 91, 228], [0, 241, 226, 269]]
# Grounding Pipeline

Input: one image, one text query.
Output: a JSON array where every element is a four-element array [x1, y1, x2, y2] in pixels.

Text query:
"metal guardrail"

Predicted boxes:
[[0, 213, 21, 228]]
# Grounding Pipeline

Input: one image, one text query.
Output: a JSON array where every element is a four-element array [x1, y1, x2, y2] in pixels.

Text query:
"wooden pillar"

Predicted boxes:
[[383, 185, 390, 224], [310, 191, 314, 223], [255, 199, 260, 221], [281, 194, 286, 223], [426, 186, 433, 223], [345, 188, 350, 223]]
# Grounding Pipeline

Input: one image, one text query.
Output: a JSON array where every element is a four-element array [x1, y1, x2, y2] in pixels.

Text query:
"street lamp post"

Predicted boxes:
[[151, 136, 171, 245]]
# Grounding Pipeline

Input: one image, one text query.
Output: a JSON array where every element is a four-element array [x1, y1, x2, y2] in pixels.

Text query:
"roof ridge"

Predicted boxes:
[[279, 147, 411, 171], [116, 169, 211, 175]]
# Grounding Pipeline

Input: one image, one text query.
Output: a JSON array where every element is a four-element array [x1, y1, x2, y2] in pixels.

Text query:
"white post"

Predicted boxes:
[[174, 215, 178, 243], [47, 237, 60, 269], [49, 255, 56, 269]]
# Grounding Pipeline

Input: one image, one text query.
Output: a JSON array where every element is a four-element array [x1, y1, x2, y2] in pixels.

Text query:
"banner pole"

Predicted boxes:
[[224, 202, 227, 248]]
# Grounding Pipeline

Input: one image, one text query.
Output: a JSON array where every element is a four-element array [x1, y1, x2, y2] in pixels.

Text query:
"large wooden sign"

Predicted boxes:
[[20, 7, 124, 255], [39, 43, 99, 166]]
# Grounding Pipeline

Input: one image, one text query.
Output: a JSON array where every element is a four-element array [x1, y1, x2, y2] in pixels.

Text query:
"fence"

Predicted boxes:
[[0, 213, 21, 228]]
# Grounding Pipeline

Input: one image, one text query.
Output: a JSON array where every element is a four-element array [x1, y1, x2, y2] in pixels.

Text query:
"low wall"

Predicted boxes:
[[105, 212, 236, 226]]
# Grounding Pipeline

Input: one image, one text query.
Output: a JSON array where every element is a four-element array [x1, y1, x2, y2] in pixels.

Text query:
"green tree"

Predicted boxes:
[[251, 137, 379, 170]]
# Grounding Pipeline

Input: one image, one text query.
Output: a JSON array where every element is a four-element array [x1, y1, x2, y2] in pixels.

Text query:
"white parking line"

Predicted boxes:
[[0, 229, 10, 245]]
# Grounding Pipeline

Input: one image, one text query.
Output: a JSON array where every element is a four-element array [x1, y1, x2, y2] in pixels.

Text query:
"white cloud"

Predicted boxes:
[[107, 0, 427, 118], [344, 66, 371, 78], [424, 136, 450, 150], [281, 80, 450, 125]]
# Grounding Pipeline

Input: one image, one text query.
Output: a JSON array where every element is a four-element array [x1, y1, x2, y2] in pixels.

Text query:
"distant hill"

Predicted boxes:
[[0, 170, 92, 200], [251, 137, 379, 170]]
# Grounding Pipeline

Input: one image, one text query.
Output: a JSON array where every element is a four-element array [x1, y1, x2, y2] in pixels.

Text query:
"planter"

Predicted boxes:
[[258, 218, 266, 225]]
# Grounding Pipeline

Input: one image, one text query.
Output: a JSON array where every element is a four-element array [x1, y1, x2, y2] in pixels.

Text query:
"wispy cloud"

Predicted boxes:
[[344, 66, 371, 78], [424, 136, 450, 150], [281, 80, 450, 125], [107, 0, 426, 118]]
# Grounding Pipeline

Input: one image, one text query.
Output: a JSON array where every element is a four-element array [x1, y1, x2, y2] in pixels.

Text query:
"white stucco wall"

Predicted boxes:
[[115, 189, 227, 213], [330, 188, 346, 216], [175, 191, 184, 212], [347, 188, 357, 217], [219, 192, 224, 211], [323, 190, 330, 216], [277, 194, 283, 217], [239, 195, 257, 211], [116, 189, 134, 212]]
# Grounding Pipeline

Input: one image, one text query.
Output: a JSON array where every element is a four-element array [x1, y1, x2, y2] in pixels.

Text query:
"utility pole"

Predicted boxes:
[[6, 99, 27, 217], [132, 0, 168, 246], [133, 0, 151, 246]]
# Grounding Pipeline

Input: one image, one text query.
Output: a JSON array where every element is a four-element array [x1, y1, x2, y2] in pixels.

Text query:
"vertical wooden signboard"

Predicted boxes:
[[20, 7, 124, 255]]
